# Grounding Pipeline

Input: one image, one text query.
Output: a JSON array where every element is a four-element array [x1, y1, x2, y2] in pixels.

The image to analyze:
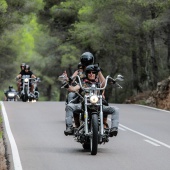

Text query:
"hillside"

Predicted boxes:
[[126, 76, 170, 111]]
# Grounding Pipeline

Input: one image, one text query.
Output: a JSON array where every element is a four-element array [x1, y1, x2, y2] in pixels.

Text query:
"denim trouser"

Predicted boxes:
[[65, 103, 119, 128]]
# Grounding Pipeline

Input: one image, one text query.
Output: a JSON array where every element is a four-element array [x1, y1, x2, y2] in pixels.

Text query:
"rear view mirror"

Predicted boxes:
[[116, 74, 124, 81]]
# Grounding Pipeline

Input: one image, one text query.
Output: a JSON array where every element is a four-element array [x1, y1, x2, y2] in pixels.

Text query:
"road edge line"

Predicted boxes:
[[0, 101, 23, 170], [135, 104, 170, 113]]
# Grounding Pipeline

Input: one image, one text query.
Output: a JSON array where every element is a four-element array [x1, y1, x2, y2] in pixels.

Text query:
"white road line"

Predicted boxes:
[[0, 101, 23, 170], [135, 104, 170, 113], [144, 139, 160, 146], [118, 127, 126, 131], [119, 124, 170, 149]]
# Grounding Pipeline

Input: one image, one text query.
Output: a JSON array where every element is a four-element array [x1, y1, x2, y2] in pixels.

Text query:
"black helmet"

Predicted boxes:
[[85, 65, 98, 78], [9, 85, 13, 89], [20, 63, 26, 69], [77, 62, 83, 69], [80, 52, 94, 67], [25, 65, 30, 70]]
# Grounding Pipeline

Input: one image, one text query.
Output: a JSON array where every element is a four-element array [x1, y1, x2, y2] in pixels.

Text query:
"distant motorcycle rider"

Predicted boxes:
[[17, 63, 26, 92], [4, 85, 17, 101], [64, 64, 119, 137], [16, 64, 37, 95]]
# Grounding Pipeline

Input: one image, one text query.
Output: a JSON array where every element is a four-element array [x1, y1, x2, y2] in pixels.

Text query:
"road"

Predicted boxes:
[[1, 101, 170, 170]]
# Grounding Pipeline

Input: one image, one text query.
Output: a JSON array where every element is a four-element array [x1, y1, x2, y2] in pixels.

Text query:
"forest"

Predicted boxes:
[[0, 0, 170, 103]]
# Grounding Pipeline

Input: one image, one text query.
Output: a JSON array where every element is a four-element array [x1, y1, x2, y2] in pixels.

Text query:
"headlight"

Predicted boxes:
[[8, 93, 15, 97], [90, 95, 98, 104], [24, 78, 29, 82]]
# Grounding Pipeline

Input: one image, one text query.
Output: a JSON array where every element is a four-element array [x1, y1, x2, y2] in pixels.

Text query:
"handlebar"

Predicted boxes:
[[21, 77, 40, 81], [21, 78, 36, 80], [76, 75, 123, 91]]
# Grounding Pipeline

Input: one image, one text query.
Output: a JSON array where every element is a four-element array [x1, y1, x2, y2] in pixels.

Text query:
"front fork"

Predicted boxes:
[[84, 95, 104, 136], [99, 95, 104, 136], [84, 96, 88, 135]]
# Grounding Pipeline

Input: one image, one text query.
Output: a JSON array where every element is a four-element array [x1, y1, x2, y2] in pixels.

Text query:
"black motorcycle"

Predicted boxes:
[[59, 73, 124, 155], [73, 75, 123, 155]]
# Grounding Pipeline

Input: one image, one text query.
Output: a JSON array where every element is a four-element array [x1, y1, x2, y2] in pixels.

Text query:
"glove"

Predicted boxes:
[[94, 65, 101, 72], [110, 80, 116, 84], [69, 76, 73, 83], [96, 66, 101, 72], [61, 82, 69, 88]]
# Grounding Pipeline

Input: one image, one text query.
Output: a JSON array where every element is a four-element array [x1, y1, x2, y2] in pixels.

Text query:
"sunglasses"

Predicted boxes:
[[87, 71, 96, 74]]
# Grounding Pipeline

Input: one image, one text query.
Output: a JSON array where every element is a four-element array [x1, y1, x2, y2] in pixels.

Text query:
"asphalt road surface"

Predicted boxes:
[[1, 101, 170, 170]]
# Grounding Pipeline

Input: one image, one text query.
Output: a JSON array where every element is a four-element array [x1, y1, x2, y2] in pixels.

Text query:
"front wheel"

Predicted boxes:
[[22, 87, 28, 102], [90, 114, 98, 155]]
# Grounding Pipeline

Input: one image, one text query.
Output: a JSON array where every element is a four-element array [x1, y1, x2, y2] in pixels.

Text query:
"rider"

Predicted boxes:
[[16, 64, 37, 95], [63, 52, 108, 128], [64, 64, 119, 137], [4, 85, 17, 101]]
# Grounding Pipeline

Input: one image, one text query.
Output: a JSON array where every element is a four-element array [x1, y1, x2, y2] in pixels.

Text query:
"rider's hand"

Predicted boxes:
[[96, 66, 101, 72], [67, 86, 72, 91], [94, 65, 101, 72]]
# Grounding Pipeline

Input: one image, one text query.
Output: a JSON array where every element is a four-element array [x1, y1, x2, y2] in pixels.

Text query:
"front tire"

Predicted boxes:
[[22, 87, 28, 102], [90, 114, 98, 155]]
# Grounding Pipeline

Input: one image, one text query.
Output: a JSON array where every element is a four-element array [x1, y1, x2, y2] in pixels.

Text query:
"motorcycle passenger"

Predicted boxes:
[[17, 63, 26, 92], [4, 85, 17, 101], [16, 64, 37, 96], [64, 64, 119, 137], [66, 62, 84, 104], [63, 52, 106, 103], [20, 63, 26, 72]]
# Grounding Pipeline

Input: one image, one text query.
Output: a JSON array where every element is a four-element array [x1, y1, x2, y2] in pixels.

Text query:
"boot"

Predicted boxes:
[[110, 127, 118, 137], [64, 126, 74, 136]]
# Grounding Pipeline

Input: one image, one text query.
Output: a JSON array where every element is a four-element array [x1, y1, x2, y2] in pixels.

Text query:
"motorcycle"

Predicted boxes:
[[20, 77, 40, 102], [4, 90, 18, 101], [59, 74, 124, 155]]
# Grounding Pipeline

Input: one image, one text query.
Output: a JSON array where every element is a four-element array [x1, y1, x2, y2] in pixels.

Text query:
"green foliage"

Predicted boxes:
[[78, 6, 93, 21], [0, 0, 8, 13], [58, 44, 80, 67], [143, 18, 160, 32], [1, 0, 170, 101], [70, 21, 102, 50]]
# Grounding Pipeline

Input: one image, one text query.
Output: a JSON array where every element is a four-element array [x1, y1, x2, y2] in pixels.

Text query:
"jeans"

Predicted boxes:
[[65, 103, 119, 128], [67, 92, 79, 103]]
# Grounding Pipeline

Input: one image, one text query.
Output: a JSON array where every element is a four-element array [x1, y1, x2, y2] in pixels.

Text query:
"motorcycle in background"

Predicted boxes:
[[4, 87, 18, 101], [20, 77, 40, 102]]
